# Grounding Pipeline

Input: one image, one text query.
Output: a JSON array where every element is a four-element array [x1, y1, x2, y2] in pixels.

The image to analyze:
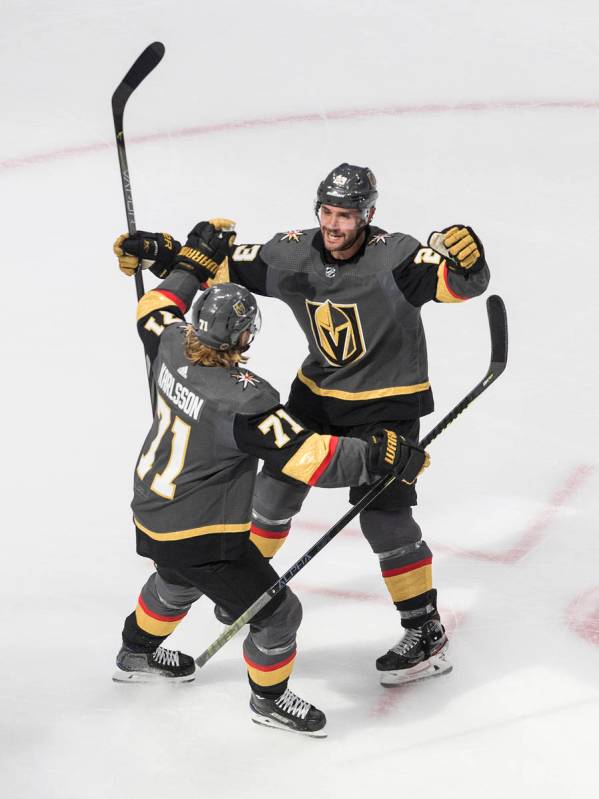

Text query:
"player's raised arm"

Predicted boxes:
[[114, 221, 236, 366], [220, 241, 270, 296], [233, 406, 429, 489], [392, 225, 490, 307]]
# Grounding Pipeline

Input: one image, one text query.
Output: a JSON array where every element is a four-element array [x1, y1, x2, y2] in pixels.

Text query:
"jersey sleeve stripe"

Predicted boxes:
[[156, 288, 187, 313], [280, 433, 336, 484], [308, 435, 339, 485], [435, 261, 466, 303], [136, 289, 183, 321]]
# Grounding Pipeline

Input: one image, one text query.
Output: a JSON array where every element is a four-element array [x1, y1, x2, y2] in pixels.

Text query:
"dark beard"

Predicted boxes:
[[324, 224, 366, 257]]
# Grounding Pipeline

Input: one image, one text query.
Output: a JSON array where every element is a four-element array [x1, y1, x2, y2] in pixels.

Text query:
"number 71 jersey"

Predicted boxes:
[[131, 319, 371, 568]]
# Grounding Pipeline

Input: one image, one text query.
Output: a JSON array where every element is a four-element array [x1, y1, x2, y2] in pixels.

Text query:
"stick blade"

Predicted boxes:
[[111, 41, 165, 117], [486, 294, 508, 373]]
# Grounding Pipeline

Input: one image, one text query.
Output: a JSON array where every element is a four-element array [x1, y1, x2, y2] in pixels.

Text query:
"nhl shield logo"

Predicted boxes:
[[305, 299, 366, 367]]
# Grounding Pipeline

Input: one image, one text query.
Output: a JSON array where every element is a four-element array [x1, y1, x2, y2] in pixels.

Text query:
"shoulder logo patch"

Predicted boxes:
[[280, 230, 305, 243], [368, 232, 392, 246], [231, 370, 260, 390]]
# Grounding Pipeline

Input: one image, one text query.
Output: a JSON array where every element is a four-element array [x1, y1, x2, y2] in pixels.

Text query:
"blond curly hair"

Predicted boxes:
[[184, 325, 248, 367]]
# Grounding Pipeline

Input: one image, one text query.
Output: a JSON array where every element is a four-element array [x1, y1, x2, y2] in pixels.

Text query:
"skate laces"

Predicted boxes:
[[275, 689, 311, 719], [152, 647, 180, 667], [391, 628, 423, 656]]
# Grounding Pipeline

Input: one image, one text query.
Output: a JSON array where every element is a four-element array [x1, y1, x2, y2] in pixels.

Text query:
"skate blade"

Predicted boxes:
[[251, 714, 327, 738], [379, 650, 453, 687], [112, 669, 195, 684]]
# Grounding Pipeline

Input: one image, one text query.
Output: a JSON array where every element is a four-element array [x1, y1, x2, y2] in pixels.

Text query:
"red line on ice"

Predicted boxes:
[[293, 463, 594, 565], [3, 98, 599, 171], [369, 610, 464, 718], [431, 464, 594, 564], [565, 587, 599, 647]]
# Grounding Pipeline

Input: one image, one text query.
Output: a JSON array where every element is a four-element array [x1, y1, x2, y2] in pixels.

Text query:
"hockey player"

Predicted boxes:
[[115, 163, 490, 686], [113, 222, 429, 736]]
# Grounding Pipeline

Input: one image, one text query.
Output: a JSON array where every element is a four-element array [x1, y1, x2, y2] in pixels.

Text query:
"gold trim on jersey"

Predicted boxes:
[[305, 299, 366, 368], [435, 261, 465, 304], [134, 517, 251, 541], [296, 369, 430, 401], [282, 433, 332, 483], [136, 291, 177, 321]]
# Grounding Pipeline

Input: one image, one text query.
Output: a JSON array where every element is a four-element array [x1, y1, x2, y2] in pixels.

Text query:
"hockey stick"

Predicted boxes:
[[195, 294, 508, 668], [112, 41, 165, 299], [112, 42, 165, 406]]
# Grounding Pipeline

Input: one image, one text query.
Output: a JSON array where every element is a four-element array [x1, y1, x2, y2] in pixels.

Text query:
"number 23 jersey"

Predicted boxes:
[[223, 226, 490, 426]]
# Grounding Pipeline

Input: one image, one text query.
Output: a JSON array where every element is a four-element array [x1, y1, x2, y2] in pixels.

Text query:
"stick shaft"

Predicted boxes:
[[195, 295, 508, 667]]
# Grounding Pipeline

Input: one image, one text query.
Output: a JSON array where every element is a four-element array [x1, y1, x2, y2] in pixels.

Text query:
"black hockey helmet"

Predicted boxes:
[[191, 283, 261, 351], [315, 163, 378, 219]]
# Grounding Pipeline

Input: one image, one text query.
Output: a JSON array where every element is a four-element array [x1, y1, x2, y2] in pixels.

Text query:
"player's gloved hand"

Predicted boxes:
[[428, 226, 484, 271], [113, 232, 181, 279], [176, 219, 237, 282], [367, 429, 430, 485]]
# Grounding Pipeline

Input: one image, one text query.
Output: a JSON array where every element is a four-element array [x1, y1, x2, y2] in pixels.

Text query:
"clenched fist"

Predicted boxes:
[[176, 219, 237, 282], [113, 231, 181, 278], [428, 226, 484, 271], [367, 429, 430, 485]]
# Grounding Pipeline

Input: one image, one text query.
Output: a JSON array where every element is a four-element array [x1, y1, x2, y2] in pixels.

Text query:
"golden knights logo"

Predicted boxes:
[[305, 299, 366, 367]]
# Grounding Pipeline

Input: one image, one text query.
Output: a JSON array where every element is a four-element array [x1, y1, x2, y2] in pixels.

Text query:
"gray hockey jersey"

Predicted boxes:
[[223, 226, 490, 425], [131, 270, 374, 566]]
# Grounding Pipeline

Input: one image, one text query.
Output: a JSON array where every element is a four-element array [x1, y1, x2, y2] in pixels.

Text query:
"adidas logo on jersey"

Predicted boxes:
[[177, 366, 189, 379]]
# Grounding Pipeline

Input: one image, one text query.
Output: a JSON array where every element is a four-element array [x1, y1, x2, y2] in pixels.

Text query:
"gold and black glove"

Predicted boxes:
[[113, 231, 181, 278], [176, 218, 236, 282], [428, 225, 484, 271], [367, 429, 430, 485]]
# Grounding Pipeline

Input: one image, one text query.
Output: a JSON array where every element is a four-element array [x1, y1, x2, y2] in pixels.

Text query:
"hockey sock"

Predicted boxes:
[[377, 540, 434, 612], [249, 511, 291, 559], [122, 581, 190, 651], [243, 634, 296, 699]]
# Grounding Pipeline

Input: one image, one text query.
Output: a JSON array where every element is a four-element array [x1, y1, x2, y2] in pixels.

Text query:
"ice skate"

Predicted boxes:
[[250, 688, 327, 738], [113, 644, 196, 683], [376, 618, 452, 686]]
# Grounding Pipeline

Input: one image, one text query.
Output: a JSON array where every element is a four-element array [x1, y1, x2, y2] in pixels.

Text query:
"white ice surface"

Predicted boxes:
[[2, 1, 599, 797]]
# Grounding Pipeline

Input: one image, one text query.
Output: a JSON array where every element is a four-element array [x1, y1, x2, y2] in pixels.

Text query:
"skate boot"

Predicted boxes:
[[376, 618, 452, 686], [113, 644, 196, 683], [250, 688, 327, 737]]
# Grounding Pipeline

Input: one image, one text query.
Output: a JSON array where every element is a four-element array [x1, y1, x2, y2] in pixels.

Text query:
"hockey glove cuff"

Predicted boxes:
[[114, 232, 181, 279], [428, 226, 485, 272], [367, 429, 430, 485], [176, 219, 237, 283]]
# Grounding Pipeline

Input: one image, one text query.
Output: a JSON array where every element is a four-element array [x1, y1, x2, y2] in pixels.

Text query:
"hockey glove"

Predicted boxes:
[[114, 232, 181, 279], [428, 226, 484, 271], [367, 429, 430, 485], [176, 219, 237, 283]]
